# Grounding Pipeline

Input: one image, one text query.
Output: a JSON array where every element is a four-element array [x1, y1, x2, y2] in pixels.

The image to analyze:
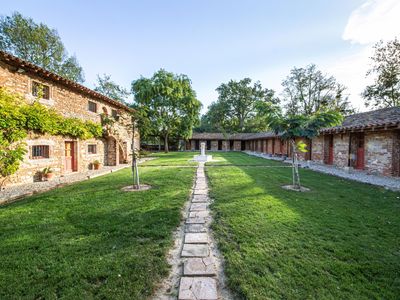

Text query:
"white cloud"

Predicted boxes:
[[322, 0, 400, 111], [343, 0, 400, 44]]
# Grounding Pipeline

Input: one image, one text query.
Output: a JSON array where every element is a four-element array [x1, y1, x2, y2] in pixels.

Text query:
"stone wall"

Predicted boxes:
[[222, 140, 229, 151], [333, 133, 350, 167], [311, 136, 324, 163], [233, 141, 242, 151], [0, 60, 135, 187], [211, 140, 218, 151], [365, 131, 393, 176]]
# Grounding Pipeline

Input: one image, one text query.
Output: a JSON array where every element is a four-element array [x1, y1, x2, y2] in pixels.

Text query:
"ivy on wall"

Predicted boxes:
[[0, 87, 103, 186]]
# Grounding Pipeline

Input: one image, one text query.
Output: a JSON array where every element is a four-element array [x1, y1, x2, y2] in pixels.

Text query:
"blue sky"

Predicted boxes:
[[2, 0, 399, 112]]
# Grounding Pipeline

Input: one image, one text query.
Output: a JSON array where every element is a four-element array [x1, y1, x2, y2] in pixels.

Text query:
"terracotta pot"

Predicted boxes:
[[93, 164, 100, 170], [44, 173, 55, 181]]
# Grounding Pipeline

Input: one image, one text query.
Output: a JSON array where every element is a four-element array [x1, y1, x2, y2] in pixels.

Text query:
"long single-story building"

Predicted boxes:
[[0, 51, 139, 187], [185, 107, 400, 177]]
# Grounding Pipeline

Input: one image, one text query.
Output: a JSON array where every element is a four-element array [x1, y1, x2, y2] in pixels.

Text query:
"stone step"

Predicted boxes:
[[181, 244, 209, 257], [185, 224, 207, 233], [178, 277, 218, 300], [183, 258, 216, 276], [185, 217, 206, 224], [190, 203, 207, 211], [185, 232, 208, 244]]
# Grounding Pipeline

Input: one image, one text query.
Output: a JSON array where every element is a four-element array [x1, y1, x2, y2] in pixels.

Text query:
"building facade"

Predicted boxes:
[[186, 108, 400, 177], [0, 51, 139, 186]]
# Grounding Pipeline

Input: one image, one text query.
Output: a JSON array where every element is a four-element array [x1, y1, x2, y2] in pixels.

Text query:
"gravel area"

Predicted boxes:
[[0, 158, 154, 205], [245, 151, 400, 191]]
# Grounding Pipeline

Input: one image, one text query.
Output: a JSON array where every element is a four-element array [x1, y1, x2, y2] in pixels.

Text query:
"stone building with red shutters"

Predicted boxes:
[[0, 51, 139, 186], [186, 107, 400, 177]]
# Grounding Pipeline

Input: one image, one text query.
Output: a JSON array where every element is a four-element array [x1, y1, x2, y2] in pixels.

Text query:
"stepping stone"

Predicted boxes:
[[194, 189, 208, 195], [189, 211, 209, 218], [186, 217, 206, 224], [185, 233, 208, 244], [195, 184, 207, 189], [181, 244, 209, 257], [186, 224, 207, 233], [179, 277, 217, 300], [190, 203, 207, 211], [192, 195, 208, 203], [183, 257, 216, 276]]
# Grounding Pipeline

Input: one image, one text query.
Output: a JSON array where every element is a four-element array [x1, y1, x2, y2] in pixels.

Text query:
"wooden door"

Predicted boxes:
[[65, 141, 75, 172], [356, 135, 365, 170], [328, 136, 334, 165]]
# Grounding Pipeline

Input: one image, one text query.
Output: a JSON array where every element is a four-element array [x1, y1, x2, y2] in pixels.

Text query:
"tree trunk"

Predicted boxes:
[[131, 118, 140, 189], [291, 139, 301, 189], [164, 134, 169, 153]]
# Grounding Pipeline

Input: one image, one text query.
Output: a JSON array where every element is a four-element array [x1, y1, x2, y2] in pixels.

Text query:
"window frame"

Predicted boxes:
[[32, 81, 50, 100], [31, 145, 50, 159], [88, 101, 97, 113], [87, 144, 97, 154]]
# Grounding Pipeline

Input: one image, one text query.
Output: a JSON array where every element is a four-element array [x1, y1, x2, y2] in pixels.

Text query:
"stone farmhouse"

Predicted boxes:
[[0, 51, 138, 186], [186, 107, 400, 177]]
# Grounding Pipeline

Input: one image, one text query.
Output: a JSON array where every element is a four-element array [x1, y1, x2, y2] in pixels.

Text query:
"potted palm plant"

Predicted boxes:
[[93, 160, 101, 170], [42, 167, 54, 181]]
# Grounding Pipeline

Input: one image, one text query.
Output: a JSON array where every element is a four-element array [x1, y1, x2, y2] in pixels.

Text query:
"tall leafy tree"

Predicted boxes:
[[282, 64, 354, 115], [0, 12, 84, 82], [198, 78, 279, 133], [131, 69, 201, 152], [94, 74, 130, 104], [363, 38, 400, 108], [269, 110, 343, 190]]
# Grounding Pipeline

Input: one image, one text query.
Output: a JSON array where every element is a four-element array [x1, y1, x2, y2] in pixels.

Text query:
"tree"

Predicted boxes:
[[198, 78, 279, 133], [269, 110, 343, 190], [363, 38, 400, 108], [94, 74, 130, 104], [131, 69, 202, 152], [0, 12, 84, 82], [282, 64, 354, 115]]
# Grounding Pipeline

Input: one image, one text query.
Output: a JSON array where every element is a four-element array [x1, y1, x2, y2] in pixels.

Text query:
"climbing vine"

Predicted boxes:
[[0, 87, 103, 187]]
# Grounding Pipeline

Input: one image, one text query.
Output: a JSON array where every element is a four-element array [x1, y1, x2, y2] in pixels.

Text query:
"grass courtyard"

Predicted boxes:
[[206, 152, 400, 299], [0, 151, 399, 299], [0, 160, 194, 299]]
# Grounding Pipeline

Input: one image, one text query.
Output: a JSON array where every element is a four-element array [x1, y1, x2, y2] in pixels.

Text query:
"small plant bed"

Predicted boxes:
[[0, 162, 194, 298], [207, 152, 400, 299]]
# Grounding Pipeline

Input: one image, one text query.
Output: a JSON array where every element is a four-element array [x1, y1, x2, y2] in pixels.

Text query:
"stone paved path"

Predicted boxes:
[[177, 162, 220, 300], [153, 162, 232, 300]]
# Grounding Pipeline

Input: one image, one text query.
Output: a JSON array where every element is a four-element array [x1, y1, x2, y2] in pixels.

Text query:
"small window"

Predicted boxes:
[[88, 101, 97, 113], [88, 144, 97, 154], [31, 145, 50, 159], [32, 81, 50, 99], [112, 109, 118, 119]]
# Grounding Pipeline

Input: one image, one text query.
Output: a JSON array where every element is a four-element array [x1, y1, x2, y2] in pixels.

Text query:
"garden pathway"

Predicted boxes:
[[154, 162, 232, 300]]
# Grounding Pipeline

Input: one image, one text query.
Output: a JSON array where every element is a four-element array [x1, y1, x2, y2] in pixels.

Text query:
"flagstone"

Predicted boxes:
[[192, 195, 208, 203], [186, 217, 206, 224], [185, 232, 208, 244], [190, 203, 207, 211], [185, 224, 207, 233], [194, 189, 207, 195], [189, 211, 209, 218], [183, 258, 216, 276], [181, 244, 209, 257], [178, 277, 217, 300]]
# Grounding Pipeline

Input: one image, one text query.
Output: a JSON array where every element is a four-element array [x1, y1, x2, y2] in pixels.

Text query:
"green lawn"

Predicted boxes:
[[207, 151, 285, 166], [0, 162, 194, 299], [207, 152, 400, 299], [144, 151, 198, 166]]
